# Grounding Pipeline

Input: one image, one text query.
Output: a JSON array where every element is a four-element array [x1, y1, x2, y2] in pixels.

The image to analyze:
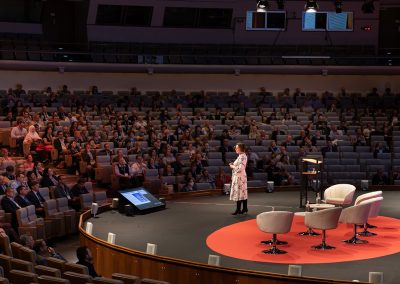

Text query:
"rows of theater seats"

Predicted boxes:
[[0, 240, 170, 283], [1, 88, 400, 191], [0, 189, 109, 241]]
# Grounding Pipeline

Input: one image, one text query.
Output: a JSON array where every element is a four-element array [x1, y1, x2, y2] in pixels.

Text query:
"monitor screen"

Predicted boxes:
[[119, 187, 164, 211], [302, 12, 353, 31], [246, 11, 286, 30]]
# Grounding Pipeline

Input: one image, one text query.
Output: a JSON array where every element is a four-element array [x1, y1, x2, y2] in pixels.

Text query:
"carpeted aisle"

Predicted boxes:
[[206, 216, 400, 264]]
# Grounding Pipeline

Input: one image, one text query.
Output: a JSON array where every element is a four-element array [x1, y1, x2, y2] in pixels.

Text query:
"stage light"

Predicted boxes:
[[369, 272, 383, 284], [91, 202, 99, 218], [305, 0, 318, 13], [257, 0, 269, 12], [362, 0, 374, 13], [267, 181, 274, 193], [208, 254, 221, 266], [334, 0, 343, 13], [288, 265, 303, 277], [146, 243, 158, 255], [107, 232, 116, 244], [277, 0, 284, 10], [361, 180, 369, 191]]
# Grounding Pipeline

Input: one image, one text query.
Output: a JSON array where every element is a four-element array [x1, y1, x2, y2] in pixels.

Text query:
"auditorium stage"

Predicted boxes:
[[85, 191, 400, 283]]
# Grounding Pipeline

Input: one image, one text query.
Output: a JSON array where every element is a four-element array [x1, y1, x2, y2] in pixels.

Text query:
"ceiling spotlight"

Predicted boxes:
[[305, 0, 319, 13], [257, 0, 269, 12], [362, 0, 374, 13], [277, 0, 285, 10], [334, 0, 343, 13]]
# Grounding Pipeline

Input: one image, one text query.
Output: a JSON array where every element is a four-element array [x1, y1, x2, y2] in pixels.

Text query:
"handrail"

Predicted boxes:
[[79, 207, 368, 284]]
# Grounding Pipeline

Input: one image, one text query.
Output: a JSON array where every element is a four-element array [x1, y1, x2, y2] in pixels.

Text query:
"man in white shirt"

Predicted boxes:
[[130, 155, 147, 186], [10, 119, 27, 155]]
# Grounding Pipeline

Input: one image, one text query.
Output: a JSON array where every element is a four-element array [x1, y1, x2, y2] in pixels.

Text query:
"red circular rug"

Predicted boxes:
[[206, 216, 400, 264]]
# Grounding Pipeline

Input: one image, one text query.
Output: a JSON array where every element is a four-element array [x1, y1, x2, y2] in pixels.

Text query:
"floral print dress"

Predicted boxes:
[[230, 153, 248, 201]]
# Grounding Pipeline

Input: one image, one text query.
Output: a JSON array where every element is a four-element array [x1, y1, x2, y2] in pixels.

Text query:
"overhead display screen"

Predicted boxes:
[[246, 11, 286, 31], [302, 12, 353, 31]]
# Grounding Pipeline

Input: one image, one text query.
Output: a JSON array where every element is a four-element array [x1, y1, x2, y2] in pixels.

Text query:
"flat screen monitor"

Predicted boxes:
[[302, 11, 353, 31], [118, 187, 165, 213], [246, 11, 286, 30]]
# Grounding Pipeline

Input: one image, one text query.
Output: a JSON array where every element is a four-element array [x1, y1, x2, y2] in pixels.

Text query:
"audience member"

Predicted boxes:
[[15, 185, 33, 207], [27, 181, 45, 216], [372, 169, 389, 185], [76, 246, 100, 278], [1, 187, 21, 229], [10, 119, 27, 155]]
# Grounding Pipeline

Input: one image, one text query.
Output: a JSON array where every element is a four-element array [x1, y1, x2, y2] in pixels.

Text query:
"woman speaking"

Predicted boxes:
[[229, 142, 248, 215]]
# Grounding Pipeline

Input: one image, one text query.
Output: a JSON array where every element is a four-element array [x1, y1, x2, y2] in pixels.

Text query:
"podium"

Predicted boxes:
[[300, 155, 323, 208]]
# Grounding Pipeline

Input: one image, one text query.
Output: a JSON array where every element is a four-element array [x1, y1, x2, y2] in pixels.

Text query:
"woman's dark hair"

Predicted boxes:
[[236, 143, 245, 152]]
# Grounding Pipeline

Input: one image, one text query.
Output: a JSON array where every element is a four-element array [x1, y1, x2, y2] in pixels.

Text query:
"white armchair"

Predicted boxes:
[[304, 207, 342, 250], [256, 211, 294, 254], [324, 184, 356, 206]]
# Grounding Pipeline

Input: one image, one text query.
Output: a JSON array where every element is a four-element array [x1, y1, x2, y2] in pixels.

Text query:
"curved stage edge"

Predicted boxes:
[[79, 207, 367, 284]]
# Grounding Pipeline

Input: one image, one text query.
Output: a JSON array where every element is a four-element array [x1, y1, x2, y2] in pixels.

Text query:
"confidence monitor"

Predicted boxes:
[[118, 187, 165, 214]]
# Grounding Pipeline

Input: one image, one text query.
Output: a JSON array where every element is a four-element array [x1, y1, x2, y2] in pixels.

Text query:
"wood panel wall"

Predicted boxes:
[[79, 210, 368, 284]]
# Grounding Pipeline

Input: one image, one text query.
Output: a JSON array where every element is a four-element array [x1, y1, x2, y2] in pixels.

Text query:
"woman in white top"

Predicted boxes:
[[229, 142, 248, 215], [23, 125, 42, 156]]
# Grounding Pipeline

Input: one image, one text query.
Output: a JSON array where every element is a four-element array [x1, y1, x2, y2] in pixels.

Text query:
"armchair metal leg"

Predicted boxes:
[[261, 239, 288, 245], [312, 230, 335, 250], [343, 224, 368, 244], [358, 223, 377, 237], [298, 227, 320, 236], [262, 234, 288, 254]]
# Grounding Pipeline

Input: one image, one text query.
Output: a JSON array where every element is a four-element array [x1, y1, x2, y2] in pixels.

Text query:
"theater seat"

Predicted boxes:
[[0, 235, 12, 257], [35, 265, 62, 277], [46, 256, 66, 272], [141, 278, 171, 284], [11, 258, 34, 272], [44, 199, 66, 237], [18, 246, 37, 264], [9, 269, 38, 283], [112, 273, 141, 284], [38, 275, 70, 284], [56, 198, 78, 234], [10, 242, 22, 259], [63, 271, 93, 284], [93, 277, 124, 284], [0, 254, 12, 278], [80, 193, 94, 212], [64, 262, 89, 275]]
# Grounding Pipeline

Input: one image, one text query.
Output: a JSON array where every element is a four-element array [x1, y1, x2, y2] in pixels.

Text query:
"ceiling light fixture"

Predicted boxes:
[[257, 0, 269, 12], [305, 0, 319, 13]]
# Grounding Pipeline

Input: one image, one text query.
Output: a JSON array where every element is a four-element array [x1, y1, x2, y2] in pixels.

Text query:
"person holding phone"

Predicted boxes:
[[229, 142, 248, 215]]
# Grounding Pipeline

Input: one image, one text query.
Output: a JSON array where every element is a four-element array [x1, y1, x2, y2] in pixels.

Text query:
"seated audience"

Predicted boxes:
[[40, 168, 59, 187], [196, 169, 216, 189], [10, 119, 27, 155], [1, 187, 21, 229], [71, 178, 90, 200], [27, 181, 45, 217], [114, 157, 136, 189], [372, 169, 389, 185], [76, 246, 100, 278], [215, 167, 231, 189], [15, 185, 33, 207]]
